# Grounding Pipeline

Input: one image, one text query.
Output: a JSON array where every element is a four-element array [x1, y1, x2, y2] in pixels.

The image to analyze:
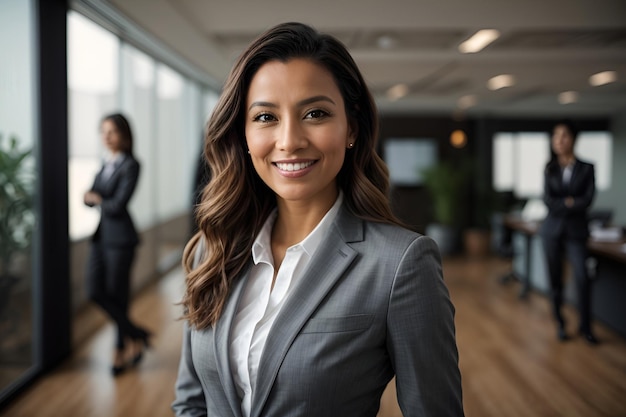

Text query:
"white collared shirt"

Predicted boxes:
[[229, 192, 343, 417], [101, 153, 123, 182], [562, 161, 575, 186]]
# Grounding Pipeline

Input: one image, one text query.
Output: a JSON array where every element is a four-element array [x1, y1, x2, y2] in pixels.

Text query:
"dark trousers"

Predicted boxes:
[[86, 240, 139, 349], [541, 234, 592, 332]]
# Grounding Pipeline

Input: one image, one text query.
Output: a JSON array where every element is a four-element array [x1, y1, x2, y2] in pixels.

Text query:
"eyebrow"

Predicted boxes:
[[248, 95, 336, 111]]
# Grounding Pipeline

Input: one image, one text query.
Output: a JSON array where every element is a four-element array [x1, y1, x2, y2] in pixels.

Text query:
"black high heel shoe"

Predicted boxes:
[[131, 330, 152, 366], [580, 329, 599, 345], [112, 349, 127, 376], [112, 363, 126, 376], [557, 325, 568, 341], [556, 318, 568, 342]]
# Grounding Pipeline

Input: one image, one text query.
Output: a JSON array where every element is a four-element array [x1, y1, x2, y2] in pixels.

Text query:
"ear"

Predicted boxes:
[[346, 120, 358, 149]]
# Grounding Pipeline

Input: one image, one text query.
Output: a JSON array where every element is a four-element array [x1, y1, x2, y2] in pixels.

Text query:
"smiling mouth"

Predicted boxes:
[[274, 161, 316, 172]]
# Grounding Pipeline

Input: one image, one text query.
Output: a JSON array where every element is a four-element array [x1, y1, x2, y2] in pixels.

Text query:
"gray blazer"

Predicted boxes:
[[172, 205, 463, 417]]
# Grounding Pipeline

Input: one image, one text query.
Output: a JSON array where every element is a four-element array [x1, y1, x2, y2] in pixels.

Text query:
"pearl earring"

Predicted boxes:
[[348, 143, 354, 148]]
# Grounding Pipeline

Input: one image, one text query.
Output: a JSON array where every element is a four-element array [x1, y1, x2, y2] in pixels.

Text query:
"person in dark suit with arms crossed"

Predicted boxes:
[[84, 113, 151, 375], [540, 119, 597, 344]]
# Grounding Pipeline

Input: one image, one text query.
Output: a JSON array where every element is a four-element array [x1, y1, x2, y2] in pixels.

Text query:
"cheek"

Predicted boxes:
[[319, 127, 349, 155], [245, 130, 271, 158]]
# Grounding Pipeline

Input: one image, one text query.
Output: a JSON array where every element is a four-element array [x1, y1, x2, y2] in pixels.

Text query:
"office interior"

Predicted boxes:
[[1, 0, 625, 415]]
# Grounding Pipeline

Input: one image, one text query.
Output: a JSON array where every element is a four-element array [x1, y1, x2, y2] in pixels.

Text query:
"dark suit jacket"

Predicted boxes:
[[540, 158, 595, 240], [89, 154, 140, 247], [172, 205, 464, 417]]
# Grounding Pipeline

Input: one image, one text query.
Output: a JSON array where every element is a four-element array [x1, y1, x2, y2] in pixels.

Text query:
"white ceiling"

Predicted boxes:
[[107, 0, 626, 117]]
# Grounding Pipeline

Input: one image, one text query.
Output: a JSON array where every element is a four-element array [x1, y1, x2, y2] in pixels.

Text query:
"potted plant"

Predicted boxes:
[[421, 161, 467, 255], [464, 187, 495, 258], [0, 134, 34, 324]]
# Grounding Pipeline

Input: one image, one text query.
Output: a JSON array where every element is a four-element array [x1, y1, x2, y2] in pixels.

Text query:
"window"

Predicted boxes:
[[384, 139, 438, 186], [0, 0, 37, 400], [493, 130, 612, 198], [67, 11, 120, 240], [66, 10, 220, 311], [576, 132, 612, 190], [121, 43, 157, 230]]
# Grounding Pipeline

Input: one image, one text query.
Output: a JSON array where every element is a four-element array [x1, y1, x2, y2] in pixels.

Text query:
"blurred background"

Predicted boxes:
[[0, 0, 625, 416]]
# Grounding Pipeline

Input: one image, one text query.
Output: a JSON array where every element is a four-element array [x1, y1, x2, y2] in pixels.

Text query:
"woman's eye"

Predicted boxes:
[[253, 113, 276, 123], [305, 109, 329, 119]]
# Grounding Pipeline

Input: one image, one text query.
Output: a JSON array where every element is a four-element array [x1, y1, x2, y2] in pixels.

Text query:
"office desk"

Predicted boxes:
[[588, 239, 626, 263], [588, 239, 626, 337], [502, 214, 626, 338], [502, 216, 540, 298]]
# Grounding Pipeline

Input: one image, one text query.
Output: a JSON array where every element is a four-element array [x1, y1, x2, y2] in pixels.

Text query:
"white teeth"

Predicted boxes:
[[276, 161, 314, 171]]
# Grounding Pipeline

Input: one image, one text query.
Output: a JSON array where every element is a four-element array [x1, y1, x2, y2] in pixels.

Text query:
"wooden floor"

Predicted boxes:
[[1, 256, 626, 417]]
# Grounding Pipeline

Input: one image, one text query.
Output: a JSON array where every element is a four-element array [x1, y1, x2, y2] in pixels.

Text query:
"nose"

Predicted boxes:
[[276, 117, 307, 152]]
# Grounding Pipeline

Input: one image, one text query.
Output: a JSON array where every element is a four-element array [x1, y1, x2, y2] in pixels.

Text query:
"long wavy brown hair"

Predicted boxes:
[[181, 22, 402, 329]]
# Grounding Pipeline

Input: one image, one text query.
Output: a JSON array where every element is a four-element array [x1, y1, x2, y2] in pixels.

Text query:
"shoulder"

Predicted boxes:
[[124, 154, 139, 167], [121, 155, 140, 172], [365, 220, 422, 243], [335, 205, 424, 247], [360, 219, 436, 260], [576, 158, 594, 169], [376, 221, 438, 254], [544, 159, 559, 174]]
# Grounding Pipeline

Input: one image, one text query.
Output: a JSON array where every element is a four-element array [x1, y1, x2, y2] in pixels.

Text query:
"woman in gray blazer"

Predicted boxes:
[[84, 113, 150, 375], [173, 23, 463, 417]]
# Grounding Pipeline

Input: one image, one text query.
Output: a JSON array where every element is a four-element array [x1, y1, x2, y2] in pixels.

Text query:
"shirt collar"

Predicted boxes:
[[251, 191, 344, 264], [104, 152, 125, 165]]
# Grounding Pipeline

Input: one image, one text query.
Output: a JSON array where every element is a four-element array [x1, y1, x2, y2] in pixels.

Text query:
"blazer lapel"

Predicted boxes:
[[250, 208, 363, 417], [568, 159, 583, 191], [214, 264, 252, 417], [94, 154, 127, 193], [106, 154, 127, 184]]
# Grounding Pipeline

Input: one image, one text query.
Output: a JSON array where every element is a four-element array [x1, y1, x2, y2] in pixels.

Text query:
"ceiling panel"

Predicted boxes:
[[109, 0, 626, 116]]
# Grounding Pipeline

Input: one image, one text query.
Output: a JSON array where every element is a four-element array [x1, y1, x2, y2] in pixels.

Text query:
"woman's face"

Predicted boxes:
[[551, 124, 575, 157], [245, 58, 355, 207], [101, 119, 123, 153]]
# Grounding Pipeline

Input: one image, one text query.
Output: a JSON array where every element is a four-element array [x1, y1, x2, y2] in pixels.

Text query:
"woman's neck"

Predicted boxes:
[[272, 195, 336, 248], [107, 150, 122, 160], [557, 154, 575, 167]]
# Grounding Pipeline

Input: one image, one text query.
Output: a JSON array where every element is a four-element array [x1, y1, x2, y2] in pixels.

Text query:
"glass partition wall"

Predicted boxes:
[[67, 11, 219, 319], [0, 0, 38, 400], [1, 1, 218, 405]]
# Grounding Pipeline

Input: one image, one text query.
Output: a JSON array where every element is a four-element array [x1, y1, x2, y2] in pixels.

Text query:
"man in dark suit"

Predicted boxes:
[[540, 119, 597, 344]]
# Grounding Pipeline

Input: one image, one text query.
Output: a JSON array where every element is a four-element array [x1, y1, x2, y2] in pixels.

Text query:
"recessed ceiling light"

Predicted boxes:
[[377, 35, 396, 49], [589, 71, 617, 87], [457, 95, 477, 109], [458, 29, 500, 53], [487, 74, 515, 90], [450, 130, 467, 148], [386, 83, 409, 101], [558, 91, 578, 104]]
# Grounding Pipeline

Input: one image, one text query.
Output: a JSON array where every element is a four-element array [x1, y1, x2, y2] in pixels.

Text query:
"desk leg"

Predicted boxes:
[[499, 269, 517, 284], [518, 233, 531, 299]]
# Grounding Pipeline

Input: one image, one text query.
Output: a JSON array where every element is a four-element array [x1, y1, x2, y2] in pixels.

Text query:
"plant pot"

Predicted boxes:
[[463, 228, 492, 258], [425, 223, 459, 256]]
